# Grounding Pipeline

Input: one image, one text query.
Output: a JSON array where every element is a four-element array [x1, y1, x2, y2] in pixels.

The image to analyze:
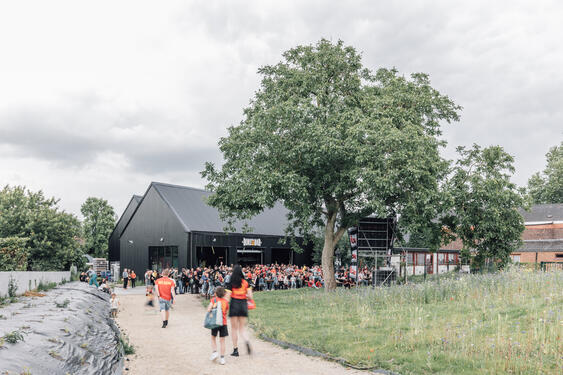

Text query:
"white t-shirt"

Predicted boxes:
[[111, 297, 119, 309]]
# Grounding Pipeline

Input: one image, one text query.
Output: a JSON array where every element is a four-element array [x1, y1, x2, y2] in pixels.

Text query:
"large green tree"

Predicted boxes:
[[81, 197, 116, 258], [442, 145, 526, 268], [0, 185, 84, 270], [0, 237, 29, 271], [527, 141, 562, 204], [202, 39, 460, 290]]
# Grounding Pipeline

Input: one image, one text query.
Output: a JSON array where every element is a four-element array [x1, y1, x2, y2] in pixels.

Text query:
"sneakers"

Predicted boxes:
[[161, 320, 168, 328], [219, 356, 226, 365], [230, 347, 239, 357], [246, 341, 252, 355], [210, 351, 219, 361]]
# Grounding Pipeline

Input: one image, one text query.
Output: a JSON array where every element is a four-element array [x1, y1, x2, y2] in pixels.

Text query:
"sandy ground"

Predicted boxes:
[[115, 288, 372, 375]]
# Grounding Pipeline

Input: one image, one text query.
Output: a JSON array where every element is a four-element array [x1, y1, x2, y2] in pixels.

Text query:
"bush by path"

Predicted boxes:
[[250, 269, 562, 375]]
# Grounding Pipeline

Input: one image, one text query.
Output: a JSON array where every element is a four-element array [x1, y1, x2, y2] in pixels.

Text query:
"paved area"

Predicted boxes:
[[115, 288, 369, 375]]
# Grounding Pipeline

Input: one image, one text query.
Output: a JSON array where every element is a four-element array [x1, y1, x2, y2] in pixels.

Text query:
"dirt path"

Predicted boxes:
[[116, 289, 371, 375]]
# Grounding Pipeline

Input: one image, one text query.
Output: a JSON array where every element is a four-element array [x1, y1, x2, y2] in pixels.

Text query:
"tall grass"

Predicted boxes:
[[250, 269, 562, 375]]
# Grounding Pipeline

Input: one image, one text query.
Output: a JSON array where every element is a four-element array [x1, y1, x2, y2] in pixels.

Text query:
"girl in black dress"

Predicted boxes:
[[225, 265, 253, 356]]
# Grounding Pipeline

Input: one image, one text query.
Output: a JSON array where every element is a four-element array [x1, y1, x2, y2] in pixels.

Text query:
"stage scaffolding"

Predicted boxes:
[[352, 217, 400, 287]]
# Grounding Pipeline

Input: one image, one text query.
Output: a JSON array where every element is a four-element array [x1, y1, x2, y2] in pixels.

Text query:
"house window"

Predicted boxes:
[[555, 254, 563, 259], [511, 254, 521, 263], [407, 253, 413, 265], [438, 253, 446, 265], [416, 253, 426, 266], [447, 253, 458, 265]]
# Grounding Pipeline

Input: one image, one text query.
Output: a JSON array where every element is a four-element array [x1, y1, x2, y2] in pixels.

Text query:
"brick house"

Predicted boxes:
[[511, 203, 563, 265], [423, 203, 563, 270]]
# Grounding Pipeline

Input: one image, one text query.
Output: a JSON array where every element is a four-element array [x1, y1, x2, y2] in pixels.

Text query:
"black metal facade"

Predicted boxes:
[[118, 184, 313, 273], [108, 196, 141, 262], [119, 186, 188, 274]]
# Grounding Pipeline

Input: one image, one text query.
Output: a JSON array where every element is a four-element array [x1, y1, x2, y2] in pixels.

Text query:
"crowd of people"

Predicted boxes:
[[79, 262, 375, 299], [145, 263, 327, 300], [148, 263, 376, 298]]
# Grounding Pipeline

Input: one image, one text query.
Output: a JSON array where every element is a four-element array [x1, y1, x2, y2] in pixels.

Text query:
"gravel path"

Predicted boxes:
[[115, 289, 370, 375]]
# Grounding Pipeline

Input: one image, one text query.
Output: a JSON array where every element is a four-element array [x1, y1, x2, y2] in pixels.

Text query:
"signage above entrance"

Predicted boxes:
[[242, 238, 262, 246]]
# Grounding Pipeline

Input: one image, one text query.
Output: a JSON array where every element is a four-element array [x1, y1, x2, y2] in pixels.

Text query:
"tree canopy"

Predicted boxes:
[[442, 145, 526, 268], [202, 39, 461, 290], [0, 185, 84, 271], [81, 197, 116, 258], [527, 141, 562, 204]]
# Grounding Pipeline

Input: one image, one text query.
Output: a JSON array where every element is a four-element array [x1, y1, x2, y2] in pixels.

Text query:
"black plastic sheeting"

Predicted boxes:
[[0, 282, 123, 375]]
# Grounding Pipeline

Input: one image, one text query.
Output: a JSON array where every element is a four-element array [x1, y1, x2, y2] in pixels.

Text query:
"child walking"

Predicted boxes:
[[110, 293, 119, 318], [207, 287, 229, 365]]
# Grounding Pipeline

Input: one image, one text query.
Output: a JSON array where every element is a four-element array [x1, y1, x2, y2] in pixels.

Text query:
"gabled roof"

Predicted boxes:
[[109, 195, 143, 239], [519, 203, 563, 224], [150, 182, 291, 236], [518, 239, 563, 252]]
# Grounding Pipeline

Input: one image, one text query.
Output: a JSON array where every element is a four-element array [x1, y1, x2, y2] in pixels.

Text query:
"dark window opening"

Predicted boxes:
[[555, 254, 563, 258], [149, 246, 178, 272]]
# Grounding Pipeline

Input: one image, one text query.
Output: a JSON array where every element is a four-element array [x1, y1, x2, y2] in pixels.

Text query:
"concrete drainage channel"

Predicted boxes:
[[0, 282, 123, 374]]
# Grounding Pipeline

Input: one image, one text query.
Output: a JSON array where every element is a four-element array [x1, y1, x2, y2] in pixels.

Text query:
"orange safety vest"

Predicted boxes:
[[230, 279, 249, 300]]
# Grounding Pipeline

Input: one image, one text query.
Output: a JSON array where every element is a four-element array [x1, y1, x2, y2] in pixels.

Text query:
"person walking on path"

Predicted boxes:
[[130, 270, 137, 288], [207, 286, 229, 365], [122, 268, 129, 289], [225, 265, 253, 357], [155, 268, 176, 328], [88, 268, 99, 288]]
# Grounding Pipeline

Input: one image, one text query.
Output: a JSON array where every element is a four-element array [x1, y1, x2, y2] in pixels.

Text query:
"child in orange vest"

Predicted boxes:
[[207, 286, 229, 365]]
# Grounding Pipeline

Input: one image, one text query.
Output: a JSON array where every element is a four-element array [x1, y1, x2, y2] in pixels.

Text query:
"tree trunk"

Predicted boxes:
[[321, 212, 341, 291], [321, 228, 337, 291]]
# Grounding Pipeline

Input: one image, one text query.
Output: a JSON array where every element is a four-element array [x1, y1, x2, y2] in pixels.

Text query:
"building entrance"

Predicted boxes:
[[196, 246, 228, 267], [237, 248, 263, 266], [272, 248, 292, 265]]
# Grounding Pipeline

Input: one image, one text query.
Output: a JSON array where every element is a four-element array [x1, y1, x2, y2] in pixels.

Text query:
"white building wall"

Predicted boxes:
[[0, 271, 70, 297]]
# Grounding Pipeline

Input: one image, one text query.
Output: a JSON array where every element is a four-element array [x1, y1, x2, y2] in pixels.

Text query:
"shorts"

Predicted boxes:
[[211, 325, 229, 337], [228, 298, 248, 317], [111, 307, 118, 312], [159, 298, 172, 311]]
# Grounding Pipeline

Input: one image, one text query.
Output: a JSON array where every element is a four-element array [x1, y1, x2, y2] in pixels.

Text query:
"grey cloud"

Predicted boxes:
[[1, 0, 562, 212], [0, 102, 223, 176]]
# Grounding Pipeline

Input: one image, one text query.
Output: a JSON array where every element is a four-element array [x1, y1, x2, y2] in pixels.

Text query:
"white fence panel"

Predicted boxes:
[[0, 271, 70, 297]]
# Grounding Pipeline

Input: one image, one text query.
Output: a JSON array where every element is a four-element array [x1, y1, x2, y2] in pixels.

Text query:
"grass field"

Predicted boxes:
[[249, 269, 562, 375]]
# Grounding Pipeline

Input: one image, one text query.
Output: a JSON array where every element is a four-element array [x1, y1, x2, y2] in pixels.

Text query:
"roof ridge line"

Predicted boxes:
[[151, 181, 208, 192]]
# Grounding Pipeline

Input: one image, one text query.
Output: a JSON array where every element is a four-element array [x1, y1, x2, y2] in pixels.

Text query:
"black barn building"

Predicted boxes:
[[108, 194, 142, 263], [115, 182, 312, 273]]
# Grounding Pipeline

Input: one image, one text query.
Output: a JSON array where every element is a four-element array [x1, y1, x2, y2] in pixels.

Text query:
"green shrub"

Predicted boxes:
[[36, 281, 58, 292], [0, 237, 29, 271], [3, 330, 24, 344], [55, 299, 70, 308], [8, 276, 18, 297], [120, 335, 135, 355]]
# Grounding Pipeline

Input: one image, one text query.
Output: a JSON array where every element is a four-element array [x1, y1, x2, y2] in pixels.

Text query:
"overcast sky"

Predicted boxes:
[[1, 0, 561, 218]]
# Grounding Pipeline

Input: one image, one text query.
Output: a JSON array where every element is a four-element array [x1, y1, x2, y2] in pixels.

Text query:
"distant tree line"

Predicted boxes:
[[0, 186, 115, 272], [527, 141, 562, 204]]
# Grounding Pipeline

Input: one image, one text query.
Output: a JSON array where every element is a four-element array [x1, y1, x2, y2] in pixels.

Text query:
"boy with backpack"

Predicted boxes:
[[207, 287, 229, 365]]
